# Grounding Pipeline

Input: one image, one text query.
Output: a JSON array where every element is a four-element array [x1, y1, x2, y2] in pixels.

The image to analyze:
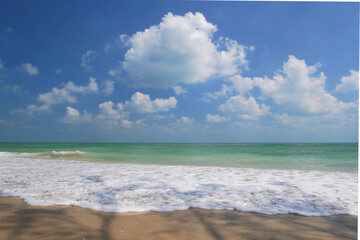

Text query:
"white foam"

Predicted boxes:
[[0, 151, 357, 215]]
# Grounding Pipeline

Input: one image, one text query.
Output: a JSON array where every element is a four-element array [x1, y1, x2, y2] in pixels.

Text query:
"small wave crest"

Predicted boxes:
[[9, 150, 85, 159]]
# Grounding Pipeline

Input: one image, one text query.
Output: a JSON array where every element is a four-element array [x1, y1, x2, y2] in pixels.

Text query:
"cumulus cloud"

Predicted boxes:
[[202, 74, 253, 102], [173, 86, 188, 95], [17, 63, 39, 75], [228, 75, 253, 95], [179, 116, 194, 124], [81, 50, 96, 72], [219, 96, 269, 120], [206, 113, 230, 123], [335, 70, 359, 93], [110, 12, 251, 88], [253, 55, 355, 115], [61, 106, 92, 124], [95, 92, 177, 125], [14, 78, 98, 116], [124, 92, 177, 113], [96, 101, 127, 120], [102, 80, 115, 96]]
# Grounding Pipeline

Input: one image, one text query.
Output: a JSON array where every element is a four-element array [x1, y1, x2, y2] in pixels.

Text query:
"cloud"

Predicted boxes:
[[253, 55, 355, 115], [0, 58, 4, 69], [206, 113, 230, 123], [6, 27, 12, 33], [179, 116, 194, 124], [219, 96, 269, 120], [95, 92, 177, 125], [0, 80, 22, 92], [17, 63, 39, 75], [102, 80, 114, 96], [228, 75, 253, 95], [173, 86, 188, 95], [81, 50, 96, 72], [96, 101, 127, 120], [60, 106, 92, 124], [121, 119, 132, 128], [335, 70, 359, 93], [202, 74, 253, 102], [124, 92, 177, 113], [56, 69, 62, 74], [14, 78, 98, 116], [110, 12, 251, 88]]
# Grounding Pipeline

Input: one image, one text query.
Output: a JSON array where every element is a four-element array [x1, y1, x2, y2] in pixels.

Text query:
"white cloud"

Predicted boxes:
[[124, 92, 177, 113], [17, 63, 39, 75], [228, 74, 253, 95], [206, 113, 230, 123], [110, 12, 250, 88], [37, 88, 77, 106], [6, 27, 12, 33], [0, 58, 4, 69], [173, 86, 188, 95], [202, 74, 253, 102], [95, 92, 177, 125], [217, 37, 251, 76], [219, 95, 269, 120], [81, 50, 96, 72], [56, 69, 62, 74], [335, 70, 359, 93], [38, 77, 98, 105], [253, 55, 355, 115], [61, 106, 92, 124], [14, 78, 98, 116], [121, 119, 132, 128], [102, 80, 115, 96], [180, 116, 194, 124], [97, 101, 126, 120]]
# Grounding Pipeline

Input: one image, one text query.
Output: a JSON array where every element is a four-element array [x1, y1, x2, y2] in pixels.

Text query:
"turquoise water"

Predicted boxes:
[[0, 142, 357, 172]]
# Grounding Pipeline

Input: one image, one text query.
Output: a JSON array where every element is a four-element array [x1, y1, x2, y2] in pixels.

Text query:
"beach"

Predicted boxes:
[[0, 196, 357, 240], [0, 143, 357, 239]]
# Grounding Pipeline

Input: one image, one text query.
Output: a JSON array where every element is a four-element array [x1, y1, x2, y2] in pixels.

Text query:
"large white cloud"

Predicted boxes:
[[253, 55, 356, 115], [219, 96, 269, 120], [335, 70, 359, 93], [110, 12, 251, 88]]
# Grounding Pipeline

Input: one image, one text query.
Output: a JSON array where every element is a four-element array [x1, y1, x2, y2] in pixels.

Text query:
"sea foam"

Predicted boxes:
[[0, 152, 357, 216]]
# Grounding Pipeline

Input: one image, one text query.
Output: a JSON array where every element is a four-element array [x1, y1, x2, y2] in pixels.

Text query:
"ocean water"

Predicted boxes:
[[0, 142, 358, 216]]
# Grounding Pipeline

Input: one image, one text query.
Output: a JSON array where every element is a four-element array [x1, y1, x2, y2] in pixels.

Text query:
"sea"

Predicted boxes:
[[0, 142, 357, 216]]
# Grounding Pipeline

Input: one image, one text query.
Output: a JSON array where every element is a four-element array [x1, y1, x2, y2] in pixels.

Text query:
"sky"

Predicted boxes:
[[0, 1, 358, 142]]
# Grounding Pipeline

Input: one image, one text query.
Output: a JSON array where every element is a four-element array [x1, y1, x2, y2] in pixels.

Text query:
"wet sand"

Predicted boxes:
[[0, 196, 357, 240]]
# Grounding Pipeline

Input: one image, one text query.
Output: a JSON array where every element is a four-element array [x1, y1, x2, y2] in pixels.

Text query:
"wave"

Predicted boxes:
[[6, 150, 85, 159], [0, 151, 357, 216]]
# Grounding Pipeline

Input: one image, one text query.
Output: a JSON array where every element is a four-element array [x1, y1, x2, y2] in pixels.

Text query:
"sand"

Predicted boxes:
[[0, 196, 357, 240]]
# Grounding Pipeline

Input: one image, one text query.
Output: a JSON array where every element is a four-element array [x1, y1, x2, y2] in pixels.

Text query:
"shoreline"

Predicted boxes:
[[0, 196, 357, 240]]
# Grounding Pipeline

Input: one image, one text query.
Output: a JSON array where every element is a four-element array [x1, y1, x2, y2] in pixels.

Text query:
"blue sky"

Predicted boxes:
[[0, 1, 358, 142]]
